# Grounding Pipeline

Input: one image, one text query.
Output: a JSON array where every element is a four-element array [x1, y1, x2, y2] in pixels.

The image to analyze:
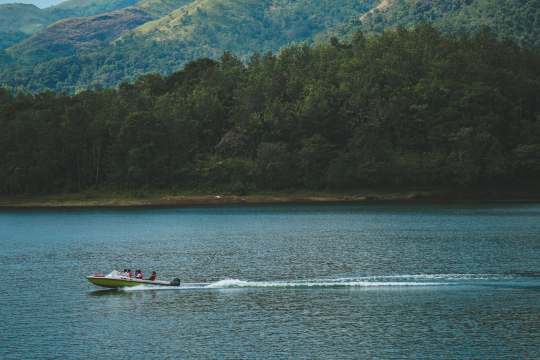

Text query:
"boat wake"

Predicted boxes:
[[120, 273, 539, 292]]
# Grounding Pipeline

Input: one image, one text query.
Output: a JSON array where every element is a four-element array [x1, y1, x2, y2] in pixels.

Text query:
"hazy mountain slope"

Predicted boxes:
[[0, 31, 27, 51], [0, 3, 54, 34], [9, 8, 153, 62], [0, 3, 56, 50], [0, 0, 142, 46], [7, 0, 191, 62]]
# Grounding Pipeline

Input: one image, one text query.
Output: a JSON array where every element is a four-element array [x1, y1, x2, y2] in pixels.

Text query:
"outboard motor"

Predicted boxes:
[[170, 278, 181, 286]]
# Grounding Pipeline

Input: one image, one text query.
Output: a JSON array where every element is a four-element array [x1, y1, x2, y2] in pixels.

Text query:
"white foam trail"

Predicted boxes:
[[331, 273, 505, 281], [205, 279, 445, 289], [120, 274, 515, 292]]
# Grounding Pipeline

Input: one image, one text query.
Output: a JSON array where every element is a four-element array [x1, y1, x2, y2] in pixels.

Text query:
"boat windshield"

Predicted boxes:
[[106, 270, 125, 278]]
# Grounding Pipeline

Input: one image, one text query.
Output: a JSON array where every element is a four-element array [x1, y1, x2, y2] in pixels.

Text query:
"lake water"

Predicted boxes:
[[1, 203, 539, 359]]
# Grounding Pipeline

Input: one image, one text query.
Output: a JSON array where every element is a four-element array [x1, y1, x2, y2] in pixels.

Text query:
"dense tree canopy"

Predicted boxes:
[[1, 26, 539, 194]]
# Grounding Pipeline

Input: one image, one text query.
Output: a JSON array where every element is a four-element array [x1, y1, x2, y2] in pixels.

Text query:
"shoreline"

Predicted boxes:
[[1, 189, 539, 209]]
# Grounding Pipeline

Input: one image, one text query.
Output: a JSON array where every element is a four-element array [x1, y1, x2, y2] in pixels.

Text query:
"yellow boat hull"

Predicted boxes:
[[87, 276, 178, 289]]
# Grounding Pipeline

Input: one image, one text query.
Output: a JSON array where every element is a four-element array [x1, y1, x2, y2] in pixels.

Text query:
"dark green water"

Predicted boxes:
[[1, 204, 539, 359]]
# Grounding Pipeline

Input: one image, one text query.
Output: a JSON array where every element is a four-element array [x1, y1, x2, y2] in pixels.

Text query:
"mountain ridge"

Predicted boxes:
[[0, 0, 143, 31], [6, 0, 193, 62], [0, 0, 538, 92]]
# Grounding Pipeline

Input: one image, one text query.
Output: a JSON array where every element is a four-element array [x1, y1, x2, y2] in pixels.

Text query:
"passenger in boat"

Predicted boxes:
[[148, 271, 157, 281], [127, 269, 133, 278], [136, 270, 144, 279], [122, 269, 129, 277]]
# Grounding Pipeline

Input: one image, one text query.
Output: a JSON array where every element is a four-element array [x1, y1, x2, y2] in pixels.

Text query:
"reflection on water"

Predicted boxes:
[[88, 289, 131, 297], [1, 203, 539, 359]]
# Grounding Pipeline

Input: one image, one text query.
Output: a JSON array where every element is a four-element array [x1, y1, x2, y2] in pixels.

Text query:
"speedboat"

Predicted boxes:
[[87, 270, 180, 289]]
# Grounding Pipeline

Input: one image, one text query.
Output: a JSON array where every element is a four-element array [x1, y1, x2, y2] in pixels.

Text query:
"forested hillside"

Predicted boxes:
[[0, 0, 539, 92], [328, 0, 540, 48], [1, 27, 539, 194]]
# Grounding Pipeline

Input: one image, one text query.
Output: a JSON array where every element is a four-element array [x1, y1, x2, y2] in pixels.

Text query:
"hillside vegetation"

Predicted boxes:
[[0, 0, 142, 50], [0, 0, 141, 33], [0, 4, 52, 34], [0, 4, 54, 50], [1, 0, 539, 92], [9, 8, 153, 62], [8, 0, 192, 62], [356, 0, 540, 48], [1, 27, 539, 194]]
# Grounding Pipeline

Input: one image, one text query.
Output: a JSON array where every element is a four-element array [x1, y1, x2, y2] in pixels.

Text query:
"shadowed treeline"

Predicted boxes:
[[1, 26, 539, 194]]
